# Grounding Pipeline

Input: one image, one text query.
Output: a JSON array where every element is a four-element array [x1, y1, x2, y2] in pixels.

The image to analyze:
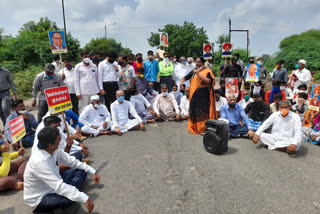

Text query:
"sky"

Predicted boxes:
[[1, 0, 320, 58]]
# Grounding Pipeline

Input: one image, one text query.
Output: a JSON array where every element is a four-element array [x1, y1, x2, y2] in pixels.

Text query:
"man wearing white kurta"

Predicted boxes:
[[79, 95, 112, 137], [174, 57, 190, 90], [74, 52, 99, 114], [180, 87, 190, 119], [111, 90, 144, 135], [293, 59, 311, 94], [253, 101, 302, 154]]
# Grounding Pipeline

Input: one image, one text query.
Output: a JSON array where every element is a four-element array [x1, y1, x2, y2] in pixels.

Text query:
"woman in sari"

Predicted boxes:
[[180, 57, 216, 134]]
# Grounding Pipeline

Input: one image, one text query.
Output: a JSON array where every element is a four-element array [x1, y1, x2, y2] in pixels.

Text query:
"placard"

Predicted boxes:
[[45, 86, 72, 114], [222, 42, 232, 58], [246, 63, 260, 82], [48, 31, 68, 54], [203, 43, 213, 60], [160, 32, 168, 47], [8, 115, 26, 143], [225, 78, 239, 98]]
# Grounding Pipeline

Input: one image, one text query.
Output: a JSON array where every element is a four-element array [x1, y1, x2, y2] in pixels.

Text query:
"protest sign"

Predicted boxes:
[[225, 78, 239, 98], [222, 42, 232, 58], [44, 86, 72, 114], [8, 115, 26, 144], [203, 44, 213, 60], [48, 31, 68, 54], [246, 63, 260, 82], [160, 32, 168, 47]]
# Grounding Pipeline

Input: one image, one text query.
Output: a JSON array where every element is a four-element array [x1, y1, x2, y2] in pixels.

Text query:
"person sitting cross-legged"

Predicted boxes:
[[130, 87, 156, 124], [220, 95, 254, 138], [111, 90, 144, 135], [24, 126, 100, 213], [79, 95, 112, 137], [180, 87, 190, 120], [252, 100, 302, 154], [153, 84, 181, 122], [170, 84, 183, 106]]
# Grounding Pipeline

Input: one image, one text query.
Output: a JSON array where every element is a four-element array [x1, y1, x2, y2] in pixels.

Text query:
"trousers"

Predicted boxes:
[[37, 100, 48, 123], [0, 90, 10, 126], [103, 81, 119, 111], [70, 93, 79, 116], [229, 125, 248, 138], [160, 76, 173, 92]]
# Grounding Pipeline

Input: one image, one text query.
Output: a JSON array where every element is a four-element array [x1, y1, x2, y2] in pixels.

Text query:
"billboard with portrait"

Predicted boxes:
[[160, 32, 168, 47], [203, 43, 213, 60], [48, 31, 67, 54], [225, 78, 239, 98], [246, 63, 260, 82], [222, 42, 232, 58]]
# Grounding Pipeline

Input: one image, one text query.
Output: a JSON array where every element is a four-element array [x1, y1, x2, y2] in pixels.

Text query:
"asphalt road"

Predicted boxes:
[[1, 121, 320, 214]]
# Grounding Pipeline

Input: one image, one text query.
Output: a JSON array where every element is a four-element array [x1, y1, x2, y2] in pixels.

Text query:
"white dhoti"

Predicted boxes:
[[82, 121, 112, 136], [111, 119, 139, 133], [260, 133, 300, 151]]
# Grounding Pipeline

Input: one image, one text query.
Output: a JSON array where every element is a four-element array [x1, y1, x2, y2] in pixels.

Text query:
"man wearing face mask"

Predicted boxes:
[[272, 61, 288, 83], [79, 95, 112, 137], [51, 55, 62, 74], [265, 81, 286, 104], [5, 100, 38, 148], [117, 55, 136, 100], [186, 57, 195, 71], [250, 81, 265, 98], [59, 57, 78, 115], [32, 63, 65, 122], [159, 52, 174, 93], [257, 57, 268, 81], [170, 85, 183, 106], [238, 89, 253, 109], [143, 50, 159, 91], [279, 81, 294, 102], [135, 53, 144, 70], [180, 87, 190, 120], [293, 59, 311, 94], [174, 57, 190, 90], [153, 84, 180, 122], [220, 95, 254, 138], [253, 101, 302, 154], [98, 51, 119, 111], [127, 53, 138, 74], [215, 89, 227, 117], [91, 51, 101, 68], [111, 90, 144, 135]]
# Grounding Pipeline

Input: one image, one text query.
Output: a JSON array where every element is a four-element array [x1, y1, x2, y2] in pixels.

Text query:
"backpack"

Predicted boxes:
[[203, 120, 229, 155]]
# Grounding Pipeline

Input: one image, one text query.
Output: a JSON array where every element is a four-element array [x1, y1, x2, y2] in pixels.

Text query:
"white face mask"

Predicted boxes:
[[83, 57, 90, 64], [18, 110, 26, 114], [253, 86, 261, 93], [164, 57, 169, 63], [280, 86, 286, 91], [172, 91, 178, 95], [162, 92, 168, 97], [94, 103, 100, 108], [258, 61, 263, 65]]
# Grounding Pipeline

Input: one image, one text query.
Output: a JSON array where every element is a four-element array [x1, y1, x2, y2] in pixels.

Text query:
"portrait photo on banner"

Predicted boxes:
[[221, 42, 232, 58], [225, 78, 239, 98], [203, 43, 213, 60], [311, 84, 320, 100], [48, 31, 67, 54], [246, 63, 260, 82], [160, 32, 168, 47]]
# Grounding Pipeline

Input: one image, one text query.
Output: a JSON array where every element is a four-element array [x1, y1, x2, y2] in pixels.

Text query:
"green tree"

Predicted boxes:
[[83, 37, 131, 58], [215, 34, 229, 50], [147, 21, 209, 57]]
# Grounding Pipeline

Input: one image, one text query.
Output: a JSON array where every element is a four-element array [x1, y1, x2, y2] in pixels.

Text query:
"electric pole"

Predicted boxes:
[[62, 0, 67, 44], [229, 17, 231, 42]]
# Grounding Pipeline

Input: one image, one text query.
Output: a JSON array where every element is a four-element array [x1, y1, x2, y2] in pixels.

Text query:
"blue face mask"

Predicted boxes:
[[118, 96, 125, 102], [183, 61, 187, 65], [0, 139, 4, 146], [295, 64, 300, 69], [65, 65, 72, 70], [46, 74, 55, 79]]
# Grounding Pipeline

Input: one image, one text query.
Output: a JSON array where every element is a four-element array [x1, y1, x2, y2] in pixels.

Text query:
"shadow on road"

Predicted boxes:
[[221, 146, 238, 155], [0, 207, 14, 214]]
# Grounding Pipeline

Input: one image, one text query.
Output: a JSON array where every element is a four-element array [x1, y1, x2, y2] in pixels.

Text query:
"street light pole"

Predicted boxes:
[[62, 0, 67, 44], [104, 23, 117, 39]]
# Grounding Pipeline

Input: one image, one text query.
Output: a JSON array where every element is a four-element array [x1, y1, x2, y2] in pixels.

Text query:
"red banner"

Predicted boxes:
[[44, 86, 72, 114], [8, 115, 26, 143]]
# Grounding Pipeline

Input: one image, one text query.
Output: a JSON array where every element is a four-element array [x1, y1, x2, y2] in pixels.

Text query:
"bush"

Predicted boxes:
[[12, 65, 43, 99]]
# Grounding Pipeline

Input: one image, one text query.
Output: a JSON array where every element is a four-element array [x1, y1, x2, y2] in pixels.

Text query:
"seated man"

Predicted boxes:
[[79, 95, 112, 137], [24, 126, 100, 213], [251, 81, 265, 99], [130, 87, 155, 124], [180, 87, 190, 120], [265, 81, 286, 104], [279, 81, 294, 103], [5, 99, 38, 149], [180, 84, 186, 95], [220, 95, 254, 138], [253, 101, 302, 154], [215, 89, 227, 117], [245, 93, 270, 131], [270, 94, 283, 113], [292, 92, 308, 121], [134, 67, 157, 102], [111, 90, 144, 135], [170, 84, 183, 106], [238, 89, 253, 109], [293, 84, 310, 102], [153, 84, 181, 121]]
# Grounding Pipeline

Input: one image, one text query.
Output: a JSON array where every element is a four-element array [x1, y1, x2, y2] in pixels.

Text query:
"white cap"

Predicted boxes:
[[299, 59, 306, 65], [90, 95, 100, 101]]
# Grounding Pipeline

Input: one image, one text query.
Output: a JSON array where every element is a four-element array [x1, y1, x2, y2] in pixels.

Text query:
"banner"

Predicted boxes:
[[48, 31, 68, 54], [311, 84, 320, 100], [225, 78, 239, 98], [203, 43, 213, 60], [8, 115, 26, 143], [159, 32, 168, 47], [45, 86, 72, 114], [221, 42, 232, 58], [246, 63, 260, 82]]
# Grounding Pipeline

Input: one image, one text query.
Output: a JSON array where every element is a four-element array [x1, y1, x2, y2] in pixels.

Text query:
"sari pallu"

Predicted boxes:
[[187, 68, 216, 134]]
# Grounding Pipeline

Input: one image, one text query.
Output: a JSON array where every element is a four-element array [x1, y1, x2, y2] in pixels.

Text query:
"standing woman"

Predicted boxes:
[[181, 57, 216, 134]]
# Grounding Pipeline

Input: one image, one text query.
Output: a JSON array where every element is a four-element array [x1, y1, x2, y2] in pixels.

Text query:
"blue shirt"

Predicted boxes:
[[143, 60, 159, 82], [5, 111, 38, 142], [220, 104, 252, 130]]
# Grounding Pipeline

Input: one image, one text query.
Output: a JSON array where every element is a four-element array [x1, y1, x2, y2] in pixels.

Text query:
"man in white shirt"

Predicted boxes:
[[60, 57, 78, 115], [293, 59, 311, 94], [180, 87, 190, 120], [215, 89, 227, 116], [24, 126, 100, 213], [79, 95, 113, 137], [253, 101, 302, 154], [111, 90, 144, 135], [279, 81, 294, 102], [130, 88, 155, 124], [174, 57, 190, 89], [98, 51, 119, 111], [51, 55, 62, 74], [74, 51, 99, 114], [170, 84, 183, 106], [186, 57, 195, 71], [118, 55, 136, 100], [153, 84, 180, 121], [238, 89, 253, 109]]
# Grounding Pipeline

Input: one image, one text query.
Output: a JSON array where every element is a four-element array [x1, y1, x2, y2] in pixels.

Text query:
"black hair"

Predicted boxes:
[[128, 53, 135, 58], [244, 82, 251, 87], [53, 55, 60, 61], [129, 87, 138, 96], [272, 81, 281, 87], [106, 50, 118, 59], [248, 57, 254, 61], [120, 55, 128, 61], [147, 50, 153, 55], [279, 81, 286, 85], [64, 56, 72, 62], [160, 84, 167, 89], [298, 92, 308, 100], [91, 51, 99, 56], [180, 83, 186, 88], [137, 67, 144, 73], [215, 89, 222, 95], [258, 57, 263, 61], [136, 53, 142, 57], [274, 94, 283, 100], [197, 56, 206, 64], [11, 99, 23, 108], [252, 93, 261, 98], [275, 61, 281, 65], [298, 84, 307, 90], [279, 60, 285, 64], [81, 51, 90, 57], [234, 53, 240, 57], [172, 84, 178, 89], [44, 116, 61, 127], [37, 126, 60, 150]]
